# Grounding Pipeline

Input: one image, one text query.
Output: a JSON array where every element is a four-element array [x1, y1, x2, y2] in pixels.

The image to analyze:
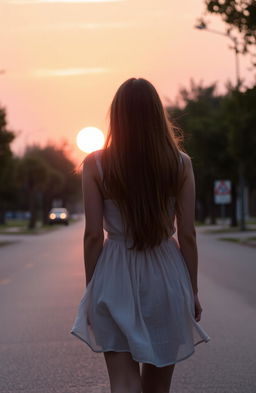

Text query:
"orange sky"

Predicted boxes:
[[0, 0, 253, 162]]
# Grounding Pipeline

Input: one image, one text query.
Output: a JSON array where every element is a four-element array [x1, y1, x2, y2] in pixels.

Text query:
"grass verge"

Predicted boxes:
[[0, 218, 79, 235], [219, 237, 256, 247], [205, 227, 256, 235], [0, 240, 20, 247]]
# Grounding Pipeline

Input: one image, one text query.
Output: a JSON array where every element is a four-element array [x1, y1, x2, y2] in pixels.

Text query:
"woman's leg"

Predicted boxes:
[[141, 362, 175, 393], [104, 351, 141, 393]]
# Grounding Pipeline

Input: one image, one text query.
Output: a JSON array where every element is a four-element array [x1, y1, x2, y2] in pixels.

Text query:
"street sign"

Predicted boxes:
[[214, 180, 231, 204]]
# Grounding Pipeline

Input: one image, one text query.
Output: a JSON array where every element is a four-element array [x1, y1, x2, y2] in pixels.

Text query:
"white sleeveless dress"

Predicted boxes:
[[70, 153, 210, 367]]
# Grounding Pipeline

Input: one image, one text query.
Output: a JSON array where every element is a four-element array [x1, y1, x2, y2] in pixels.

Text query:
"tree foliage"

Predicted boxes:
[[0, 106, 16, 224], [18, 144, 81, 228], [199, 1, 256, 66], [0, 105, 81, 228], [18, 153, 49, 228], [168, 82, 232, 223], [167, 81, 256, 223], [221, 85, 256, 182]]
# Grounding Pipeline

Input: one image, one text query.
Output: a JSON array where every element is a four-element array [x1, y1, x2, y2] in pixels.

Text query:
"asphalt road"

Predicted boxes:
[[0, 220, 256, 393]]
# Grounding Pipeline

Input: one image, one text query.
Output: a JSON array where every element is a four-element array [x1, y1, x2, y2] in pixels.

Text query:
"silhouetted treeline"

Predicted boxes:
[[167, 81, 256, 224], [0, 108, 16, 225], [0, 106, 81, 229]]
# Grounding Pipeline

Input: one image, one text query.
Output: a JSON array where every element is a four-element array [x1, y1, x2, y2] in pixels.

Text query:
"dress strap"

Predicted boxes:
[[95, 150, 104, 179]]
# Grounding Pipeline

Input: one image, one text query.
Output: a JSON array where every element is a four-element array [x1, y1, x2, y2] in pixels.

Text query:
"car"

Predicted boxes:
[[48, 208, 69, 226]]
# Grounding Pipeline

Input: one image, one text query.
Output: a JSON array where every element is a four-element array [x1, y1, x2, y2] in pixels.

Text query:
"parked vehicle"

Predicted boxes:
[[48, 208, 69, 226]]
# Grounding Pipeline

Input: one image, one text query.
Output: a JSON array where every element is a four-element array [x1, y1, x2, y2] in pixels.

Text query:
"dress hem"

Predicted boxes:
[[70, 330, 209, 367]]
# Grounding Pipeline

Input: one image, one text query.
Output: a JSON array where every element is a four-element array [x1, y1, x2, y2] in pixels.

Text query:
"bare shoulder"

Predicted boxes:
[[83, 151, 96, 167], [82, 150, 101, 175], [179, 150, 192, 169]]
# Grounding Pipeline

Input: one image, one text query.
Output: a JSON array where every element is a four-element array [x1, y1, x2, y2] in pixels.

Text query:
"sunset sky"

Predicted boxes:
[[0, 0, 254, 162]]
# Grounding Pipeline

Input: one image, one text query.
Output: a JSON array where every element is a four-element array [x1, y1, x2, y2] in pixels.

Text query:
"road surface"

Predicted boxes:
[[0, 220, 256, 393]]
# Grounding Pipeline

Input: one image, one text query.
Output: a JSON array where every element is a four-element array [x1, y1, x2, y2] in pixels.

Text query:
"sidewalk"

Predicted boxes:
[[197, 224, 256, 247]]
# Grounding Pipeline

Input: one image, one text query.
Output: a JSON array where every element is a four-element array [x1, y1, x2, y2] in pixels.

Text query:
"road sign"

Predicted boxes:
[[214, 180, 231, 204]]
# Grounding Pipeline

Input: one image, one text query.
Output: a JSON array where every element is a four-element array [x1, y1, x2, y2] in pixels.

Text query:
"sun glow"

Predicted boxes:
[[76, 127, 105, 153]]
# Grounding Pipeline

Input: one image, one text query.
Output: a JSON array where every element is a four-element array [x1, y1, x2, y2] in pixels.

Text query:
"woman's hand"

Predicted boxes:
[[194, 293, 203, 322]]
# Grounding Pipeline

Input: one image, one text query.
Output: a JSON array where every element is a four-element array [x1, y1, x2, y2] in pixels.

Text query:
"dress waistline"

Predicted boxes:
[[107, 233, 131, 242], [106, 232, 176, 245]]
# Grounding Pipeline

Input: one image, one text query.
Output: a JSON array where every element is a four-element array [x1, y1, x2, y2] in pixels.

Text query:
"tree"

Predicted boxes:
[[18, 153, 48, 229], [167, 81, 235, 224], [26, 143, 81, 223], [167, 80, 256, 225], [41, 167, 64, 225], [221, 85, 256, 218], [0, 106, 16, 224], [198, 1, 256, 66]]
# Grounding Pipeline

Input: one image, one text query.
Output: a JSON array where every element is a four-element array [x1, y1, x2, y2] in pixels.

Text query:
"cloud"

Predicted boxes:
[[8, 21, 130, 32], [32, 67, 108, 77], [7, 0, 125, 4]]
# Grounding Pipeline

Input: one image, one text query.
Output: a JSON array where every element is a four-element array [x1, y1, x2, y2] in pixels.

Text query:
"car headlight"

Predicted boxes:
[[49, 213, 56, 219], [60, 213, 67, 219]]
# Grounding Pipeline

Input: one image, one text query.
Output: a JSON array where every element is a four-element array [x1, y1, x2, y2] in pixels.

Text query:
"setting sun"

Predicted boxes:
[[76, 127, 105, 153]]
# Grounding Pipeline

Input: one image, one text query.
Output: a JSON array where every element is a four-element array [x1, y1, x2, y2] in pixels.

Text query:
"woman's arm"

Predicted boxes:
[[82, 154, 104, 286], [175, 153, 198, 295]]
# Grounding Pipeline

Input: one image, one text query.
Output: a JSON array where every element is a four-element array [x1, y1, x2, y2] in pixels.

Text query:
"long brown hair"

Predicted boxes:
[[102, 77, 183, 250]]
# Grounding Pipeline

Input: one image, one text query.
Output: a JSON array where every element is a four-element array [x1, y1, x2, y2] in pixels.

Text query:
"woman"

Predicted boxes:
[[71, 78, 210, 393]]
